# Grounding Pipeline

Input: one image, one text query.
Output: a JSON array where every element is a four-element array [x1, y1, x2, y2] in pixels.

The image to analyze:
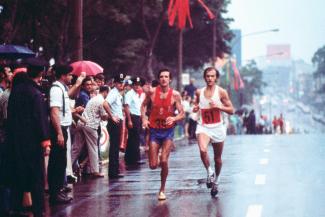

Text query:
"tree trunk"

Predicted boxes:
[[57, 1, 72, 63], [3, 0, 18, 43], [141, 0, 167, 81], [70, 0, 83, 62], [212, 17, 217, 66], [177, 29, 183, 91]]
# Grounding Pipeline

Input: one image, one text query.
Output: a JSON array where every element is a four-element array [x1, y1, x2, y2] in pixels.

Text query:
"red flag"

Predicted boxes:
[[168, 0, 215, 29], [197, 0, 215, 19], [231, 61, 244, 91]]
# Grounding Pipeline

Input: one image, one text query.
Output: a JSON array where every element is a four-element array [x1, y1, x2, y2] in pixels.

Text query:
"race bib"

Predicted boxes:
[[154, 119, 168, 128], [201, 108, 221, 124]]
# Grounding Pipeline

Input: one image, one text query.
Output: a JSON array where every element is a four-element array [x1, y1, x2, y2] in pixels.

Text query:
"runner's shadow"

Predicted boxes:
[[197, 178, 207, 185]]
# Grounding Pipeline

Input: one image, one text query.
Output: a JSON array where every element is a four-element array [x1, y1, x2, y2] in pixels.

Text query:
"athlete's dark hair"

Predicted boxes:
[[203, 67, 219, 78], [157, 69, 172, 79]]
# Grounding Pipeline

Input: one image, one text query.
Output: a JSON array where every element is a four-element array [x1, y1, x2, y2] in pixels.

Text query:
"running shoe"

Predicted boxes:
[[206, 173, 215, 189], [210, 183, 218, 197], [158, 191, 167, 200]]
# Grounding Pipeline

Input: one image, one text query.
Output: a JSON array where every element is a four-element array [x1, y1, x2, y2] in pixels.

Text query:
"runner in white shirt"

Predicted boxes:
[[193, 67, 234, 197]]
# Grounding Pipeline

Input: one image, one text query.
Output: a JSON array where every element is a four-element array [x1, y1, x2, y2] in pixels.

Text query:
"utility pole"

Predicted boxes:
[[177, 29, 183, 91], [71, 0, 83, 61], [212, 17, 217, 67]]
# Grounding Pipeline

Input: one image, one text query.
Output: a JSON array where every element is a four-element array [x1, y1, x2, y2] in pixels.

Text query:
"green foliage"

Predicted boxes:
[[0, 0, 233, 79], [220, 60, 265, 107], [312, 45, 325, 94], [240, 61, 265, 104], [312, 45, 325, 77]]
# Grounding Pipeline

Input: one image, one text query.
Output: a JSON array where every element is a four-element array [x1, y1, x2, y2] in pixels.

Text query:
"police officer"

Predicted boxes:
[[103, 73, 125, 178], [124, 76, 145, 165]]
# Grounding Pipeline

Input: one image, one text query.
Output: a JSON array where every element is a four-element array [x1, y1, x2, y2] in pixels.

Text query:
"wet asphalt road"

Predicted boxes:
[[47, 134, 325, 217]]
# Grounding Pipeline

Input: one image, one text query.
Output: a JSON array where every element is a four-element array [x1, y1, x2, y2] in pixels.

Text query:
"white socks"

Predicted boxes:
[[215, 175, 219, 183], [207, 167, 220, 183], [207, 167, 214, 176]]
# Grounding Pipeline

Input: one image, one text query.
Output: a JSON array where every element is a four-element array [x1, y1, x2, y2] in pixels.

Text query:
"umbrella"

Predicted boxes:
[[70, 60, 103, 76], [0, 44, 35, 59]]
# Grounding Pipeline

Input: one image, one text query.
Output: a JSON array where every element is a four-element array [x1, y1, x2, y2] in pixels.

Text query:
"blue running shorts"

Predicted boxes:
[[149, 127, 175, 145]]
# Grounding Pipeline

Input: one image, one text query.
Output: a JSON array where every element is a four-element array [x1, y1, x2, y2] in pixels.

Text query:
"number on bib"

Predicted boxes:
[[155, 119, 167, 128], [201, 108, 221, 124]]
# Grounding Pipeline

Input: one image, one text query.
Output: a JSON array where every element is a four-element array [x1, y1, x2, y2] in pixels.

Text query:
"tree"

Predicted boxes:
[[0, 0, 233, 81], [155, 0, 233, 71], [139, 0, 168, 80], [220, 60, 265, 108], [312, 45, 325, 93], [0, 0, 81, 63]]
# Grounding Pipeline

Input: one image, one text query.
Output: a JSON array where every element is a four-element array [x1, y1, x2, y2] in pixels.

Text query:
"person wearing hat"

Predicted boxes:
[[103, 73, 125, 178], [5, 58, 51, 216], [47, 64, 85, 204], [123, 76, 145, 166]]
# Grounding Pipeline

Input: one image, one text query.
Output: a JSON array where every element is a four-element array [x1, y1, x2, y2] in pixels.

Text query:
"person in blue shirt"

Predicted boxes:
[[75, 76, 93, 108], [184, 78, 197, 98]]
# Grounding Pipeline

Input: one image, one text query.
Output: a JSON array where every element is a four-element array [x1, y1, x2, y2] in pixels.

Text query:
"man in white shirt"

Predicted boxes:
[[124, 76, 145, 165], [48, 65, 85, 204], [103, 73, 125, 179], [72, 86, 109, 178]]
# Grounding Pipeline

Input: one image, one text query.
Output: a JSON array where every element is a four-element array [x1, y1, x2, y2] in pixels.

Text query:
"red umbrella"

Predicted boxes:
[[70, 60, 103, 76]]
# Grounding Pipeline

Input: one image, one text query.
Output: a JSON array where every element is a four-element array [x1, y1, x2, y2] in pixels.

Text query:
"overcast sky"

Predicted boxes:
[[227, 0, 325, 64]]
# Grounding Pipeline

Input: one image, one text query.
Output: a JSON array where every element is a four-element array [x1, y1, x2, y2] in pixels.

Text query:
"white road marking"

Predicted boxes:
[[255, 175, 266, 185], [246, 204, 263, 217], [259, 158, 269, 165]]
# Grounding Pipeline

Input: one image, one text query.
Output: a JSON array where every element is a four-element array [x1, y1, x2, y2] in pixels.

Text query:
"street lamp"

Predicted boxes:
[[241, 28, 279, 38], [230, 28, 280, 66], [227, 28, 280, 104], [232, 28, 279, 45]]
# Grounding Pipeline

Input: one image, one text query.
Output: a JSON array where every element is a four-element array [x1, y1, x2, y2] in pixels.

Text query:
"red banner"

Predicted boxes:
[[168, 0, 215, 29]]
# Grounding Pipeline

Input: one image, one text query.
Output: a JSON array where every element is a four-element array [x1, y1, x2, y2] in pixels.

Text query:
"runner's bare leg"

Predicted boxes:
[[159, 139, 173, 193], [197, 133, 211, 169], [212, 141, 224, 182], [148, 141, 160, 169]]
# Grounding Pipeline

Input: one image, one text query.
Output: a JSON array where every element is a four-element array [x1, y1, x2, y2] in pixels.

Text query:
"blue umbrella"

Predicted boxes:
[[0, 44, 35, 59]]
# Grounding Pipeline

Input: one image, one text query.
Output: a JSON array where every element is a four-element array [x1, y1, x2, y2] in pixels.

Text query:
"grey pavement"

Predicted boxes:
[[47, 134, 325, 217]]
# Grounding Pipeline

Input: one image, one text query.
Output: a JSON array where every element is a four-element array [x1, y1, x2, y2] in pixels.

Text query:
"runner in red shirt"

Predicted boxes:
[[141, 69, 184, 200]]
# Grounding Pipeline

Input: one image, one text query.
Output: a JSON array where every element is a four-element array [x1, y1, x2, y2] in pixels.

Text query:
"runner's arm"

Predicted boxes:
[[219, 88, 234, 115], [172, 91, 185, 122], [192, 89, 200, 112], [140, 90, 152, 128]]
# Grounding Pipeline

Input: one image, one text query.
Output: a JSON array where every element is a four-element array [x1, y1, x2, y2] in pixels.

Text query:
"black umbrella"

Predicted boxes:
[[0, 44, 35, 59]]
